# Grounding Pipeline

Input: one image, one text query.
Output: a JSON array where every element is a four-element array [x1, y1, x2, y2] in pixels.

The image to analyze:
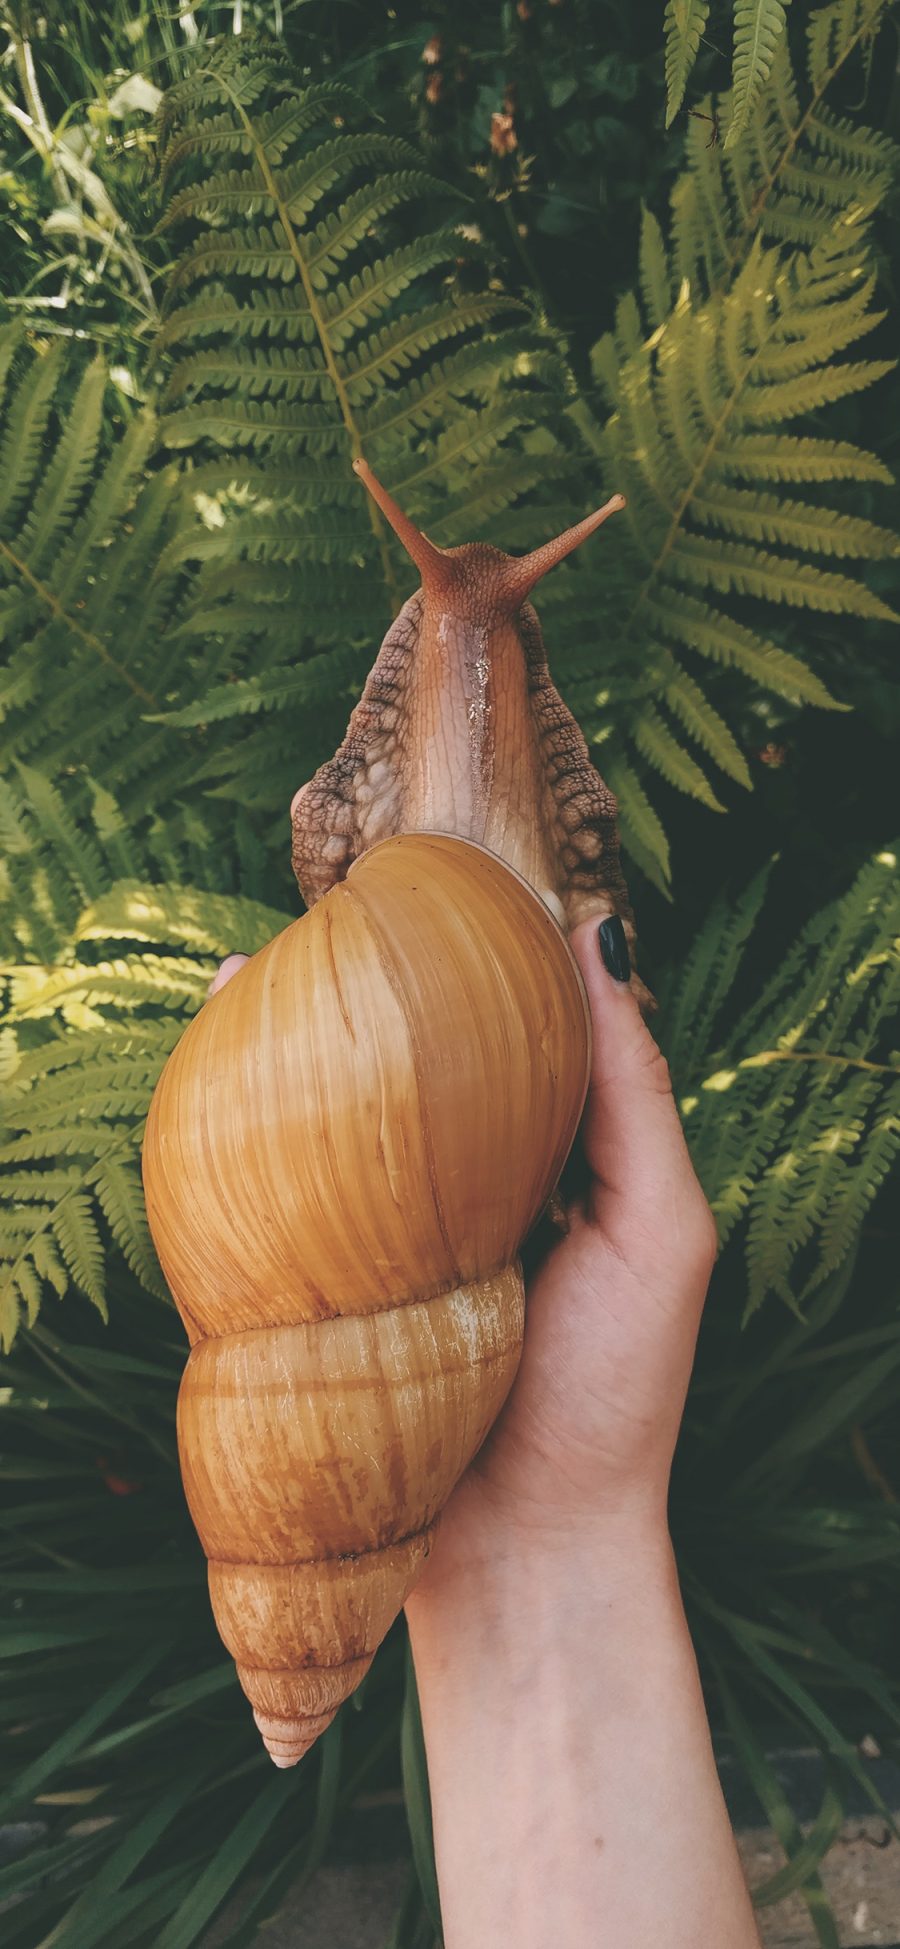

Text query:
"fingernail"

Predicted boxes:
[[598, 916, 630, 982]]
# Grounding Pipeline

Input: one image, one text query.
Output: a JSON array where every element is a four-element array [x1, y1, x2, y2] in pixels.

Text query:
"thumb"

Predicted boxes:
[[568, 917, 700, 1229], [206, 951, 250, 999]]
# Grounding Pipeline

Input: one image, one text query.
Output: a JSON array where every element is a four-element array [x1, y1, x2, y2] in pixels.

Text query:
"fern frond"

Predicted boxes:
[[646, 591, 840, 707], [0, 340, 66, 529], [53, 1194, 107, 1316], [634, 707, 727, 811], [571, 182, 896, 873], [675, 847, 900, 1314], [74, 882, 284, 957], [150, 43, 548, 819], [159, 77, 368, 183], [673, 2, 896, 285], [663, 863, 773, 1076], [688, 488, 896, 560], [663, 671, 753, 787], [0, 772, 291, 1344], [806, 0, 885, 92], [638, 205, 674, 327], [727, 1, 791, 151], [664, 0, 711, 128], [0, 343, 199, 805], [603, 754, 672, 894], [93, 1155, 167, 1297], [667, 532, 895, 617], [18, 358, 106, 575]]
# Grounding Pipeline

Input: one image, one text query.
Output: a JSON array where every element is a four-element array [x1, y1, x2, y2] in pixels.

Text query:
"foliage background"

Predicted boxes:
[[0, 3, 898, 1945]]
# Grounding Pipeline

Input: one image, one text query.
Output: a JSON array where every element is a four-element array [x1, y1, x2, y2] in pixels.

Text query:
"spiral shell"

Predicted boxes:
[[143, 832, 590, 1764]]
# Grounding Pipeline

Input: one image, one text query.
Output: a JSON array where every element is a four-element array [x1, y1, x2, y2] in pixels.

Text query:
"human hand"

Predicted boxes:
[[403, 912, 718, 1605]]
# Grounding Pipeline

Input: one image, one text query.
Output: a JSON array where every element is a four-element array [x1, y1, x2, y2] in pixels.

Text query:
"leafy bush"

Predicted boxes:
[[0, 3, 898, 1944]]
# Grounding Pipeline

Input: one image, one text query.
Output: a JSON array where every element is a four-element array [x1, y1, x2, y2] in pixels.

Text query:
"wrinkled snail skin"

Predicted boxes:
[[143, 834, 592, 1765]]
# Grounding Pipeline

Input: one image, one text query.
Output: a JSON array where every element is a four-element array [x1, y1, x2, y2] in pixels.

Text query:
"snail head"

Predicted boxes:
[[352, 457, 625, 623]]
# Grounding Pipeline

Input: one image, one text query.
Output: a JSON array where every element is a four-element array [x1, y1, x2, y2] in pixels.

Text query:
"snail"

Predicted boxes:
[[142, 465, 636, 1767]]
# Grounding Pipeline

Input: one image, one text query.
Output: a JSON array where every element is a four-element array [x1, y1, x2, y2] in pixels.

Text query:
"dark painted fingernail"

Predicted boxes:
[[598, 916, 630, 982]]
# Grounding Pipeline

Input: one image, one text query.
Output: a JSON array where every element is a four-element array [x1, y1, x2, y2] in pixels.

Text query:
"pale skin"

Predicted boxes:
[[209, 925, 762, 1948]]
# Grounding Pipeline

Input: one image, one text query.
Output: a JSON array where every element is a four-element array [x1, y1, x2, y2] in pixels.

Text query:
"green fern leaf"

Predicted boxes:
[[0, 344, 196, 804], [689, 489, 897, 560], [675, 846, 900, 1311], [647, 592, 842, 708], [728, 1, 792, 151], [146, 646, 366, 727], [52, 1193, 107, 1317], [663, 672, 752, 788], [31, 1228, 67, 1299], [664, 864, 773, 1077], [673, 6, 896, 284], [668, 533, 897, 619], [604, 754, 672, 894], [664, 0, 711, 127], [634, 706, 727, 810], [0, 340, 66, 529], [638, 205, 674, 327], [152, 40, 546, 795], [806, 0, 884, 94], [93, 1156, 166, 1298], [18, 358, 106, 575], [573, 167, 896, 869], [74, 882, 285, 958], [0, 769, 297, 1343]]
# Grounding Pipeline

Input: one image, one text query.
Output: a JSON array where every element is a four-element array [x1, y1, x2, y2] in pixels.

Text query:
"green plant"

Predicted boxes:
[[1, 3, 899, 1944], [665, 0, 795, 139], [0, 1, 166, 364], [666, 844, 900, 1315], [546, 1, 900, 885], [0, 327, 183, 795], [148, 43, 551, 817], [0, 766, 290, 1347]]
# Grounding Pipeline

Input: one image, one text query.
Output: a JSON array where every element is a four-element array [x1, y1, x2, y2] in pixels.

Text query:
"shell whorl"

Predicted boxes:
[[183, 1271, 524, 1763], [143, 833, 591, 1762]]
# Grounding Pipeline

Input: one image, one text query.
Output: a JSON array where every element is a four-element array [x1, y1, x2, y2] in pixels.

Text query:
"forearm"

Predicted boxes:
[[405, 1519, 761, 1949]]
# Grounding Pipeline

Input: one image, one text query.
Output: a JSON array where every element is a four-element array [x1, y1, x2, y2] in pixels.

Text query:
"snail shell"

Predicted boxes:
[[143, 832, 590, 1765]]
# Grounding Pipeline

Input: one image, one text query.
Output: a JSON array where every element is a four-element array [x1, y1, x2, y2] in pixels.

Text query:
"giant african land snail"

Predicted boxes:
[[142, 464, 636, 1767]]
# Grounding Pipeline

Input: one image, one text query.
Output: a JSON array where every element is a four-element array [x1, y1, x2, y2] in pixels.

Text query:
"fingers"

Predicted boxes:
[[207, 952, 250, 998], [568, 919, 712, 1245]]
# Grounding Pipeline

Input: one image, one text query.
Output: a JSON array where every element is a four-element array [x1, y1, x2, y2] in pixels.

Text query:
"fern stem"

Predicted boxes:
[[0, 536, 158, 708], [740, 1049, 898, 1077], [194, 67, 402, 615]]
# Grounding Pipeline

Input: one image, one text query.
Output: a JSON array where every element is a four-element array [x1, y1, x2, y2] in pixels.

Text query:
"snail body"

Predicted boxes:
[[144, 468, 638, 1764], [293, 462, 636, 948]]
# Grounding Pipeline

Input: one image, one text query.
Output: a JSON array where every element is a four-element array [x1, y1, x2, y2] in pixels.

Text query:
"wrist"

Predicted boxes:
[[405, 1498, 677, 1652]]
